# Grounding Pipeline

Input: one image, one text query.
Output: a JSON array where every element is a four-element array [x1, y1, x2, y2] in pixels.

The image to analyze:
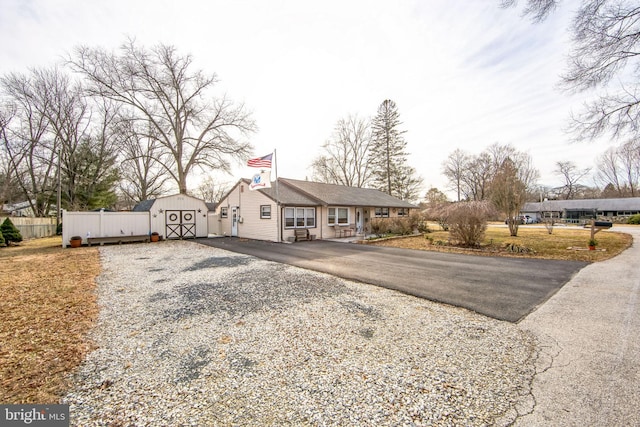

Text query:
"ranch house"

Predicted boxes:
[[213, 178, 417, 242]]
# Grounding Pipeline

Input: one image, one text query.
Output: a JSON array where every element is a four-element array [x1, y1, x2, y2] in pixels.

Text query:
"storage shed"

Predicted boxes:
[[133, 194, 210, 239]]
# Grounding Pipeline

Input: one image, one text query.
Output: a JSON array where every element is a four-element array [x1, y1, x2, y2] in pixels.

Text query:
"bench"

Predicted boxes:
[[294, 229, 310, 242], [87, 234, 150, 246], [334, 227, 354, 238]]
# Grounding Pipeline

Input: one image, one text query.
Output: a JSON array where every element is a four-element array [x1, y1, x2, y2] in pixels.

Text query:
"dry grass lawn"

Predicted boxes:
[[368, 224, 633, 262], [0, 237, 100, 403]]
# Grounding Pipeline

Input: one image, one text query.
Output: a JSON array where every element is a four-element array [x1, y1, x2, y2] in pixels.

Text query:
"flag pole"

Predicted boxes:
[[274, 149, 280, 241]]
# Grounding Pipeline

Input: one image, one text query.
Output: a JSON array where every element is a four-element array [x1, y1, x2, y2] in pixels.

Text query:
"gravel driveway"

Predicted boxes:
[[64, 240, 537, 426]]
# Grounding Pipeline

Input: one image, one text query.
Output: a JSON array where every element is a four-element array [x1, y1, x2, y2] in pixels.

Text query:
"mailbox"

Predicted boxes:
[[594, 221, 613, 228]]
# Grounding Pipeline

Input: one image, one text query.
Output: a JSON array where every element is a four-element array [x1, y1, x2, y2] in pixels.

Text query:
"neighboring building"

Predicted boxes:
[[214, 177, 417, 242], [133, 193, 211, 239], [1, 201, 57, 217], [522, 197, 640, 224]]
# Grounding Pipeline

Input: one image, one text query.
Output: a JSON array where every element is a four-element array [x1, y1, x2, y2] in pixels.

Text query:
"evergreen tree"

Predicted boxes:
[[0, 229, 5, 246], [0, 217, 22, 244], [369, 100, 421, 199]]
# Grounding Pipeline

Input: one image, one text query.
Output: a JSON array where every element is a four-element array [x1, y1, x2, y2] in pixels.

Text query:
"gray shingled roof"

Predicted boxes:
[[255, 179, 320, 206], [278, 178, 417, 208], [523, 197, 640, 212], [132, 199, 156, 212]]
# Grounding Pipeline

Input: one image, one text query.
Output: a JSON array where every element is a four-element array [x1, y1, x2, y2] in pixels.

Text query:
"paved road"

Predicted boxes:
[[516, 226, 640, 426], [196, 237, 587, 322]]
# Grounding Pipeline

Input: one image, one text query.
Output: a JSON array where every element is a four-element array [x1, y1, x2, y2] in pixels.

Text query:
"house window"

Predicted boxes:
[[397, 208, 409, 217], [306, 209, 315, 227], [328, 207, 349, 225], [375, 207, 389, 218], [284, 207, 316, 228], [260, 205, 271, 219], [221, 207, 228, 218]]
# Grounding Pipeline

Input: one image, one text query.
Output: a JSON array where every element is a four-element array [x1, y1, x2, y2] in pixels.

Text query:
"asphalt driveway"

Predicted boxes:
[[196, 238, 588, 322]]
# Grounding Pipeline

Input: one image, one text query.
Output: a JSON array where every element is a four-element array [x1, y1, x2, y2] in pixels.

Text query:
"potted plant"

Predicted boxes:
[[150, 232, 160, 242], [69, 236, 82, 248], [588, 238, 597, 251]]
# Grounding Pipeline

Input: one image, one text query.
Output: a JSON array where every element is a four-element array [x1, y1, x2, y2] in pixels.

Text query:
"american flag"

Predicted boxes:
[[247, 153, 273, 168]]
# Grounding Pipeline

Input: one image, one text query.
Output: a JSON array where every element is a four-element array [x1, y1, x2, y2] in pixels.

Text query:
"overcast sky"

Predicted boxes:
[[1, 0, 602, 198]]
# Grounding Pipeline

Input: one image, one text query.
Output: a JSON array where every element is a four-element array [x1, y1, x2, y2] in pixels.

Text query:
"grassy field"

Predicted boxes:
[[367, 224, 634, 262], [0, 237, 100, 403]]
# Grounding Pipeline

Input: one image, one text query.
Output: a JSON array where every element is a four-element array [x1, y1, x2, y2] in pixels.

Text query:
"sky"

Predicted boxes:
[[0, 0, 605, 199]]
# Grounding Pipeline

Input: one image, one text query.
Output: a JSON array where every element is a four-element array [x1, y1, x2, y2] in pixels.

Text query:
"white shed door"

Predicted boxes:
[[166, 210, 196, 239]]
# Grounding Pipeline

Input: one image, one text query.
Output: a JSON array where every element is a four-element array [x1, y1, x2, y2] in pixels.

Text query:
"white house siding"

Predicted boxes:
[[217, 182, 278, 241], [147, 194, 209, 239], [207, 213, 221, 236], [281, 207, 321, 241]]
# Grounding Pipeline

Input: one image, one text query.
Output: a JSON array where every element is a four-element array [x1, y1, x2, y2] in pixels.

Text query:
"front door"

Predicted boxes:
[[356, 208, 364, 234], [231, 207, 239, 237], [165, 210, 196, 239]]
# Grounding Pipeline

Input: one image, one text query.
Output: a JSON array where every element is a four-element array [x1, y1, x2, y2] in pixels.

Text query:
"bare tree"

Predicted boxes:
[[444, 143, 539, 202], [595, 139, 640, 196], [442, 148, 469, 202], [192, 175, 231, 204], [486, 142, 539, 191], [1, 71, 58, 216], [117, 118, 171, 204], [0, 109, 22, 205], [617, 139, 640, 196], [505, 0, 640, 142], [311, 114, 373, 187], [554, 160, 592, 199], [491, 158, 528, 236], [463, 152, 494, 201], [2, 68, 122, 212], [67, 39, 256, 194]]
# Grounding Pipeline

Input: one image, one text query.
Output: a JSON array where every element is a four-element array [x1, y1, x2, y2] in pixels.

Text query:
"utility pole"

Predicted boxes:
[[56, 145, 61, 230]]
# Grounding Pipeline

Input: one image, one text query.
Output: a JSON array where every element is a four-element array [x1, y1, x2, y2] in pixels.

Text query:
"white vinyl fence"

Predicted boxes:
[[0, 216, 57, 239], [62, 210, 150, 248]]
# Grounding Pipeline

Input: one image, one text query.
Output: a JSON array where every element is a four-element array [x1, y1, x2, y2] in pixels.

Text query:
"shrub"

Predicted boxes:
[[370, 218, 390, 237], [408, 210, 430, 233], [628, 214, 640, 225], [445, 201, 491, 246], [1, 218, 23, 244], [370, 215, 427, 237], [389, 217, 413, 235], [0, 229, 5, 246]]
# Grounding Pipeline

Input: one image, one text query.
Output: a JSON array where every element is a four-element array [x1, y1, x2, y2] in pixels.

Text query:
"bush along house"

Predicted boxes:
[[214, 177, 417, 242]]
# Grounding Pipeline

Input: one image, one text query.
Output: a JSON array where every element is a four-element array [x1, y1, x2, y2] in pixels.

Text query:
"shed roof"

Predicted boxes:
[[132, 193, 209, 212], [132, 199, 155, 212], [523, 197, 640, 212]]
